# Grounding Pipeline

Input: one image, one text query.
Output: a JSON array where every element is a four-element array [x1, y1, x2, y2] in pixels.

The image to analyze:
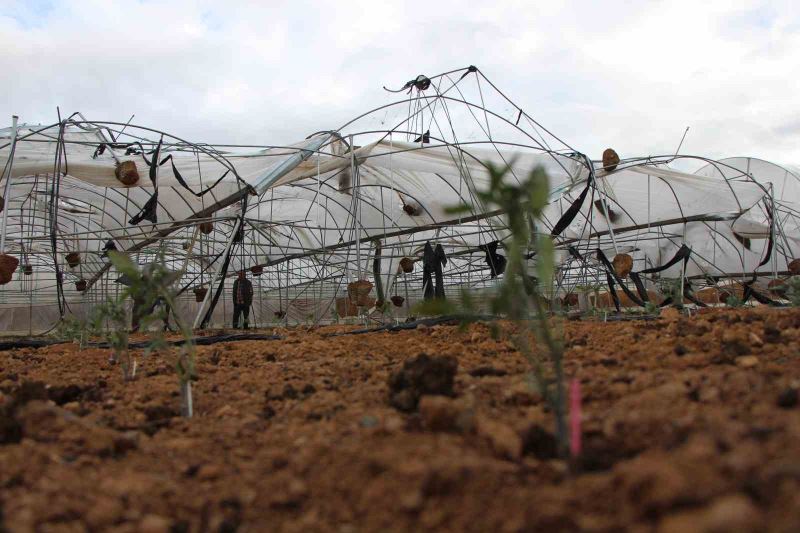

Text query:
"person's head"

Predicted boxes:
[[238, 270, 245, 279]]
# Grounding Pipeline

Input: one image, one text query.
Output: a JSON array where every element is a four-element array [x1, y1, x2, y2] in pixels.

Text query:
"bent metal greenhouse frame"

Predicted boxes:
[[0, 66, 793, 334]]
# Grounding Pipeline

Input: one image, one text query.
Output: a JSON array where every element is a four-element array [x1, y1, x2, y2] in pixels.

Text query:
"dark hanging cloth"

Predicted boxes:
[[434, 244, 447, 299], [613, 245, 694, 307], [733, 209, 781, 306], [550, 153, 595, 238], [595, 249, 645, 308], [422, 242, 435, 300], [742, 276, 783, 306], [757, 203, 774, 269], [413, 130, 431, 144], [129, 193, 158, 225], [373, 241, 384, 305], [122, 140, 240, 198], [605, 272, 621, 313], [567, 245, 584, 261], [682, 279, 708, 307], [480, 241, 507, 278], [128, 136, 248, 227], [100, 239, 117, 258], [628, 272, 649, 302], [639, 245, 692, 274], [422, 242, 447, 300], [200, 196, 250, 328], [129, 137, 162, 225], [233, 220, 246, 243]]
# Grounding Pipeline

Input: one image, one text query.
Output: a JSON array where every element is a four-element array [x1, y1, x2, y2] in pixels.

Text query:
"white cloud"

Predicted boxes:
[[0, 0, 797, 167]]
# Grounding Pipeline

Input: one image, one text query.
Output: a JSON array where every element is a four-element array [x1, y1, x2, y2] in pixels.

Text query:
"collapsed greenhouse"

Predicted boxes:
[[3, 65, 800, 532], [0, 65, 797, 334]]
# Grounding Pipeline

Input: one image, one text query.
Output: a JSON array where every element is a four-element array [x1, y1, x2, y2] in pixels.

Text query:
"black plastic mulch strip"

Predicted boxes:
[[322, 314, 495, 337], [109, 333, 283, 349]]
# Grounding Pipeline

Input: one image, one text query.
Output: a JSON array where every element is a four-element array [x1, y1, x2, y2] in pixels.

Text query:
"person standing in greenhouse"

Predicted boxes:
[[232, 270, 253, 329]]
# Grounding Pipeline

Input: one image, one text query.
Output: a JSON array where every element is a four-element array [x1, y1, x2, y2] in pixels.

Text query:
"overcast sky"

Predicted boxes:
[[1, 0, 798, 170]]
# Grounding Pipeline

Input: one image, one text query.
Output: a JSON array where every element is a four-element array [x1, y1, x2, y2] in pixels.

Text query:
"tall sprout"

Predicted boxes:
[[449, 162, 568, 456], [105, 251, 197, 417]]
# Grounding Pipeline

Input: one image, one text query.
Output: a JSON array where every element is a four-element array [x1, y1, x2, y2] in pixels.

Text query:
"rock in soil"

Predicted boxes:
[[387, 353, 458, 411]]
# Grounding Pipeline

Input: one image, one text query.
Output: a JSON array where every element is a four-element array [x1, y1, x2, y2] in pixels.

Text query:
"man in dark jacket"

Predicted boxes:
[[232, 270, 253, 329]]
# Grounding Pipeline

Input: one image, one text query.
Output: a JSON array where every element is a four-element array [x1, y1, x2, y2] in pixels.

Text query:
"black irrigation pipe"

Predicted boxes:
[[0, 338, 67, 351], [0, 333, 282, 352]]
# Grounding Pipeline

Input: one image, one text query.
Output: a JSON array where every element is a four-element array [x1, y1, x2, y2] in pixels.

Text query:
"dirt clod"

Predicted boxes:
[[521, 423, 559, 460], [777, 387, 798, 408], [388, 353, 458, 412]]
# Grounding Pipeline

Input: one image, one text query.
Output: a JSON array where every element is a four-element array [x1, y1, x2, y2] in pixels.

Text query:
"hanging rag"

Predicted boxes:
[[373, 240, 385, 306], [434, 244, 447, 299], [422, 242, 447, 300], [480, 241, 507, 278]]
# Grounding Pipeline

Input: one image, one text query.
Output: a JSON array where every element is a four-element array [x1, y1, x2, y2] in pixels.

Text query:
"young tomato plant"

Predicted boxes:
[[105, 251, 197, 417], [448, 162, 569, 457], [90, 298, 132, 378]]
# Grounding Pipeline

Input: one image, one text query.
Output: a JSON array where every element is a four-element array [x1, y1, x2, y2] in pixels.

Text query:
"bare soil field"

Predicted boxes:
[[1, 307, 799, 532]]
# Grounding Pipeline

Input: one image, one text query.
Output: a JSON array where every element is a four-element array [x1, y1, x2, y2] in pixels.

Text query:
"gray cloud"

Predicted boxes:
[[0, 0, 797, 169]]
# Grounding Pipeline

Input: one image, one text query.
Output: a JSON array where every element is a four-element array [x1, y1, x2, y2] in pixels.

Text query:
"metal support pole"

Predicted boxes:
[[350, 134, 361, 279], [1, 116, 19, 254], [596, 177, 619, 255]]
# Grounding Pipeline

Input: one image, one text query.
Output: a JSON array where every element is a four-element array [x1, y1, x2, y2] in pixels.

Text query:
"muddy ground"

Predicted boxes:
[[1, 307, 799, 532]]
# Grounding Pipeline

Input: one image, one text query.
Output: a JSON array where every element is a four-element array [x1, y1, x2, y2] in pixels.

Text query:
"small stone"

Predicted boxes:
[[399, 488, 424, 511], [699, 387, 720, 403], [214, 404, 238, 417], [748, 332, 763, 347], [702, 493, 761, 532], [196, 463, 223, 481], [383, 415, 404, 433], [735, 356, 759, 368], [418, 396, 474, 433], [139, 514, 171, 533]]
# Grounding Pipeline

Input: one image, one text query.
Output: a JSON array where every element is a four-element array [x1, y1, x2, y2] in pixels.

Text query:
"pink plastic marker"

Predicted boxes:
[[569, 378, 582, 457]]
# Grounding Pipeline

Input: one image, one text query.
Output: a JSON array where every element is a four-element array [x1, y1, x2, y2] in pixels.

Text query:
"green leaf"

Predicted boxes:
[[444, 203, 474, 215], [107, 251, 140, 278], [535, 234, 555, 286], [528, 167, 550, 214], [411, 298, 459, 316]]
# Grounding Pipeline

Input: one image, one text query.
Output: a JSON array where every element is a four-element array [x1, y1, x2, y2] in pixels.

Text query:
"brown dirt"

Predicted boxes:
[[1, 307, 800, 532]]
